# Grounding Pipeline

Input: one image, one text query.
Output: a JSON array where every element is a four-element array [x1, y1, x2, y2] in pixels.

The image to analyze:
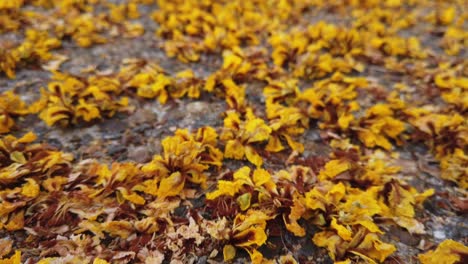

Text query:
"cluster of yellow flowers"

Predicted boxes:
[[0, 29, 61, 79], [0, 0, 24, 33], [0, 132, 73, 232], [0, 130, 464, 263], [30, 72, 130, 126], [1, 0, 467, 264], [152, 0, 311, 62], [0, 91, 29, 133], [0, 0, 144, 78]]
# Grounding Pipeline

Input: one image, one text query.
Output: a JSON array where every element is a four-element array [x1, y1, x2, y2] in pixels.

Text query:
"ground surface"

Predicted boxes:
[[0, 1, 467, 264]]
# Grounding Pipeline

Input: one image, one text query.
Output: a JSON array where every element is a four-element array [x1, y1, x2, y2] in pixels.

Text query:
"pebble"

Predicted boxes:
[[196, 256, 207, 264], [433, 230, 446, 240], [186, 101, 209, 113], [127, 146, 151, 163], [107, 144, 126, 156], [131, 108, 158, 125]]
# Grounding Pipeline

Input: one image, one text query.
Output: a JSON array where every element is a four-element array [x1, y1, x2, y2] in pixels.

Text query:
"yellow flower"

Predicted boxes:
[[171, 69, 204, 99], [437, 7, 456, 25], [75, 99, 101, 122], [263, 78, 300, 106], [207, 166, 276, 201], [349, 233, 396, 263], [164, 41, 200, 63], [337, 187, 383, 233], [39, 105, 72, 126], [318, 159, 351, 181], [156, 171, 184, 199], [143, 127, 223, 197], [283, 192, 306, 237], [305, 181, 346, 212], [418, 240, 468, 264], [0, 91, 29, 133], [223, 244, 236, 262], [223, 78, 246, 110], [133, 72, 172, 104], [356, 104, 406, 150], [237, 193, 252, 211], [439, 148, 468, 188], [0, 48, 19, 79], [297, 73, 364, 131], [20, 178, 40, 198], [1, 29, 61, 79], [68, 14, 107, 47], [312, 231, 343, 260], [102, 220, 134, 239], [313, 229, 396, 262], [0, 250, 21, 264], [378, 180, 434, 234], [117, 188, 146, 205], [3, 210, 24, 231], [36, 72, 128, 126], [204, 49, 267, 93], [206, 179, 242, 200], [265, 102, 308, 153], [222, 110, 271, 167], [0, 0, 23, 9], [93, 258, 109, 264], [331, 217, 352, 241], [230, 210, 273, 264]]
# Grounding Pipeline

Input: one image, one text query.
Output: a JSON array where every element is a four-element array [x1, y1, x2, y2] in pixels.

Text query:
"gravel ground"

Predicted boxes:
[[1, 1, 467, 263]]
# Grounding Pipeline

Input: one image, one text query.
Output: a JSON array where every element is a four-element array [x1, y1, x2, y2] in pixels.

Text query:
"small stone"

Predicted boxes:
[[196, 256, 207, 264], [186, 101, 209, 114], [433, 230, 446, 240], [107, 144, 126, 156], [131, 108, 158, 125], [127, 146, 151, 163], [173, 206, 187, 217]]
